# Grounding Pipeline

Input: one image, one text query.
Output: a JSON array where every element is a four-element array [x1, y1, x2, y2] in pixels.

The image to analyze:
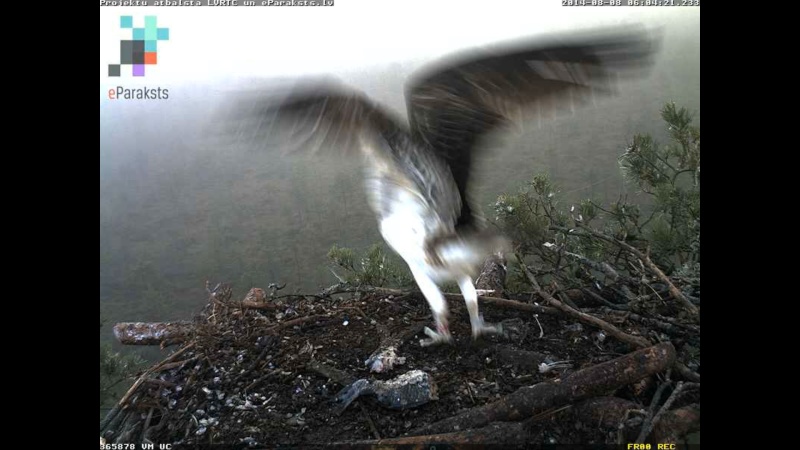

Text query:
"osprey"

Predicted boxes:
[[223, 28, 656, 346]]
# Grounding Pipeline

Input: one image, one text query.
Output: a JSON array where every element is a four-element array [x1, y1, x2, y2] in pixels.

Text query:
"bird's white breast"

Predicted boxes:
[[359, 135, 477, 283]]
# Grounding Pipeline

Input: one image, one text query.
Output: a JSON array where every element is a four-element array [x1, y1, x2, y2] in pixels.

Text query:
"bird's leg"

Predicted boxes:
[[421, 313, 452, 347], [458, 276, 503, 339], [413, 270, 453, 347]]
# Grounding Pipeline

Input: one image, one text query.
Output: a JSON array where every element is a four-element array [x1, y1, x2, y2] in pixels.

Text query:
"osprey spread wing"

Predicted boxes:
[[219, 28, 658, 346]]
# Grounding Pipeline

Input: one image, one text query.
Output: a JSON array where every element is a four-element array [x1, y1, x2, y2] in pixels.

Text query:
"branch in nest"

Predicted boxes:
[[520, 261, 651, 349], [101, 342, 197, 438], [652, 403, 700, 443], [637, 381, 700, 443], [113, 322, 194, 346], [574, 223, 699, 318], [409, 342, 676, 436], [316, 283, 560, 315]]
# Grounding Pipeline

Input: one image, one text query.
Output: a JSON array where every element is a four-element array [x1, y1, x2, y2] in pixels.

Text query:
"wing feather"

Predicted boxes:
[[405, 27, 659, 227], [215, 77, 402, 158]]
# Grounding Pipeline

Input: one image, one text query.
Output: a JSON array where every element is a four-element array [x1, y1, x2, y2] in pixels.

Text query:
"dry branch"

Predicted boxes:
[[113, 322, 194, 346], [336, 284, 556, 314], [318, 283, 560, 316], [636, 369, 673, 443], [102, 342, 197, 436], [521, 262, 652, 349], [599, 307, 694, 337], [409, 342, 675, 436], [638, 381, 699, 443], [113, 313, 333, 345], [575, 223, 699, 318], [475, 295, 558, 315], [475, 253, 508, 297], [673, 361, 701, 382]]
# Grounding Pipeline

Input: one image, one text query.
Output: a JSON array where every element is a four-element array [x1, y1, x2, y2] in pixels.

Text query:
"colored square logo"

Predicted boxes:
[[109, 16, 169, 78]]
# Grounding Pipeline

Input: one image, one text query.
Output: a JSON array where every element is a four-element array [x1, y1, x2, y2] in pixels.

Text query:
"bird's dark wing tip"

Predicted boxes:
[[406, 25, 661, 94], [208, 76, 371, 158]]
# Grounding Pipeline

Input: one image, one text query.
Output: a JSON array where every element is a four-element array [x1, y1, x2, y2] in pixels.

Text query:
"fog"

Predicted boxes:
[[99, 2, 699, 355]]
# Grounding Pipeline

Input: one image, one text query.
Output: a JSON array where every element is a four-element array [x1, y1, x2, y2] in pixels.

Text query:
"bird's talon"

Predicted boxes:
[[420, 326, 453, 347], [471, 316, 503, 340]]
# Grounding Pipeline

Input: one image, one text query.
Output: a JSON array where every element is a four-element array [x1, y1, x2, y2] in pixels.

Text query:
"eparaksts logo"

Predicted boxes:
[[108, 86, 169, 100], [106, 16, 170, 100], [108, 15, 169, 77]]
